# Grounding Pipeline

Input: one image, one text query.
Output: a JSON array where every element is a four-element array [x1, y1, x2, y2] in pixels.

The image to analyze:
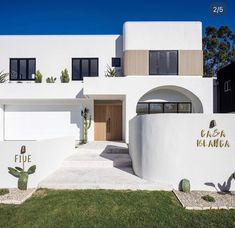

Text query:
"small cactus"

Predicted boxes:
[[81, 108, 91, 144], [8, 165, 36, 190], [180, 179, 191, 193]]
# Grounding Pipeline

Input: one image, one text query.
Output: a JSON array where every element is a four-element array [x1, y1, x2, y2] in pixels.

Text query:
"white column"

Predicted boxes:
[[0, 105, 4, 141]]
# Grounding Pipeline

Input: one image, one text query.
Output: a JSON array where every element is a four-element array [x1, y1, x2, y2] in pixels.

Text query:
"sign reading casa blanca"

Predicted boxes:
[[197, 120, 230, 148]]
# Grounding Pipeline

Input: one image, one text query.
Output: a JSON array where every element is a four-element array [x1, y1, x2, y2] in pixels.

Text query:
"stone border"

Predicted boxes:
[[0, 188, 36, 205], [173, 190, 235, 210]]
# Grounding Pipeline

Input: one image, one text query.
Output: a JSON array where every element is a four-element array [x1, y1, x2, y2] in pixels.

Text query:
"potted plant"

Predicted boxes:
[[0, 70, 8, 83], [35, 70, 43, 83], [105, 65, 117, 77], [46, 76, 56, 83], [61, 68, 70, 83]]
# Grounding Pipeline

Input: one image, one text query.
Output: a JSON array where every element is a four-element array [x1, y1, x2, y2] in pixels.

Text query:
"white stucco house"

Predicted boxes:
[[0, 21, 213, 143], [1, 21, 235, 191]]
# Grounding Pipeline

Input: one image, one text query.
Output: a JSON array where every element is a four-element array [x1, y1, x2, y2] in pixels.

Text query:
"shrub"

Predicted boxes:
[[180, 179, 191, 193], [201, 195, 216, 202], [0, 70, 8, 83], [61, 68, 70, 83], [46, 76, 56, 83], [105, 65, 117, 77], [35, 70, 43, 83], [0, 188, 9, 196]]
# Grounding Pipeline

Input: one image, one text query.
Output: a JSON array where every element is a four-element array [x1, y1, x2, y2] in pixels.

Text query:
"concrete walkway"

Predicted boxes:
[[39, 141, 172, 190]]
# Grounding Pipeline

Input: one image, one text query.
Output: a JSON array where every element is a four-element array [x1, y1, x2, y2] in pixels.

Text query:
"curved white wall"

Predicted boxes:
[[129, 114, 235, 191]]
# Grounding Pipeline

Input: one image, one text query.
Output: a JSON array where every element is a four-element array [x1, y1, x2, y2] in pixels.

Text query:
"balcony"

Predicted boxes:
[[0, 82, 84, 101]]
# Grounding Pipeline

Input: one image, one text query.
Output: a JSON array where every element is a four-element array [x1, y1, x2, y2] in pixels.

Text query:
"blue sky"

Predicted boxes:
[[0, 0, 234, 35]]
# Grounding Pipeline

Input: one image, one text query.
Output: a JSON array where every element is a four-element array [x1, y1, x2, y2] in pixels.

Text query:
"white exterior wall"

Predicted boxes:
[[0, 105, 4, 141], [123, 22, 202, 50], [129, 114, 235, 191], [84, 77, 214, 142], [0, 35, 123, 82], [0, 137, 75, 188]]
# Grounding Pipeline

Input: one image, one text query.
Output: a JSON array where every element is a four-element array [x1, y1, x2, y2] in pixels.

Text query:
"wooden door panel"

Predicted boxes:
[[94, 103, 122, 141], [94, 105, 107, 140], [110, 105, 122, 141]]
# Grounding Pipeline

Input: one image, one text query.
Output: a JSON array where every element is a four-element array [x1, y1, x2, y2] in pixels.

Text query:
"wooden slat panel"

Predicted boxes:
[[123, 50, 149, 76], [179, 50, 203, 75]]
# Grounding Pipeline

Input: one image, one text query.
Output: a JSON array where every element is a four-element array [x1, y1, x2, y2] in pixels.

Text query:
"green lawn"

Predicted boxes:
[[0, 189, 235, 228]]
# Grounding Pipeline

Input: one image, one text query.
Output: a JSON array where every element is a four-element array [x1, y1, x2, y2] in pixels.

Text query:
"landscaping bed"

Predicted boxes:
[[0, 188, 36, 204], [0, 189, 235, 227], [174, 190, 235, 210]]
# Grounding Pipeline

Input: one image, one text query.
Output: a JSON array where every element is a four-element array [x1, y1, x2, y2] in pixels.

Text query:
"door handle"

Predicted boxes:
[[107, 118, 111, 133]]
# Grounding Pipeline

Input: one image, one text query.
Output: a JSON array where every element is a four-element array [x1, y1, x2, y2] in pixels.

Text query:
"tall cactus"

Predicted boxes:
[[81, 108, 91, 144]]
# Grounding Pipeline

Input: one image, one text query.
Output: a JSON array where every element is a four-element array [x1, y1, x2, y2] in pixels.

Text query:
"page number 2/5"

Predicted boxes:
[[210, 3, 226, 15]]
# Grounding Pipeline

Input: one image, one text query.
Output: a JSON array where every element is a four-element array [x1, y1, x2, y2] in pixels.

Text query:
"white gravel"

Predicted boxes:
[[174, 190, 235, 210], [0, 188, 36, 205]]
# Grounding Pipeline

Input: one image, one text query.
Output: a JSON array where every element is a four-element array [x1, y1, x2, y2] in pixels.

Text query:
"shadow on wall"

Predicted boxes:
[[76, 88, 85, 99], [115, 35, 123, 76], [205, 173, 234, 192]]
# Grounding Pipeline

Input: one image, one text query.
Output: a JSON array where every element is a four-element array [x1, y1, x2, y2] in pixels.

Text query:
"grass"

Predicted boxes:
[[0, 189, 235, 228], [0, 189, 9, 196]]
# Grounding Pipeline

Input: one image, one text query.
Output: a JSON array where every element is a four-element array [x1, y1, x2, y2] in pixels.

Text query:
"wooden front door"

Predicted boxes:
[[94, 101, 122, 141]]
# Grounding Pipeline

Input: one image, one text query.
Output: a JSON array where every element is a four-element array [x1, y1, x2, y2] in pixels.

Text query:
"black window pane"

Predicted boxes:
[[28, 59, 36, 80], [164, 103, 177, 113], [178, 103, 191, 113], [90, 59, 98, 76], [159, 51, 168, 74], [149, 51, 178, 75], [149, 51, 157, 75], [81, 59, 89, 77], [136, 103, 149, 115], [10, 60, 18, 80], [112, 58, 121, 67], [150, 103, 163, 113], [168, 51, 178, 74], [72, 59, 81, 80], [19, 60, 27, 80]]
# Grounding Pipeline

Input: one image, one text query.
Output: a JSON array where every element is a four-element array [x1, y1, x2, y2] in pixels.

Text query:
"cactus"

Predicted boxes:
[[8, 146, 36, 190], [180, 179, 191, 193], [81, 108, 91, 144], [8, 165, 36, 190]]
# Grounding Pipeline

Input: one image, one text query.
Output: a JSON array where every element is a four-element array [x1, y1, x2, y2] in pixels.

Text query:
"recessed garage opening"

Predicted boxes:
[[136, 86, 203, 115], [4, 105, 81, 140]]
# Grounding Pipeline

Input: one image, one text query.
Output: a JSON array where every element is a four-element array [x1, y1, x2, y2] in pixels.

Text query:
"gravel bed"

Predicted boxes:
[[174, 190, 235, 210], [0, 188, 36, 205]]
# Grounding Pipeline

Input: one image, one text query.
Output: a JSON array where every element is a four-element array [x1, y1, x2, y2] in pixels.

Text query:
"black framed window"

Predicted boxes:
[[136, 102, 192, 115], [72, 58, 98, 80], [149, 51, 178, 75], [10, 58, 36, 81], [112, 58, 121, 67]]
